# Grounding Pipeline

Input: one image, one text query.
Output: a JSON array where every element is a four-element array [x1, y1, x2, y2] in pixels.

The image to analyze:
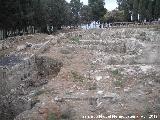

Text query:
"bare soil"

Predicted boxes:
[[1, 28, 160, 120]]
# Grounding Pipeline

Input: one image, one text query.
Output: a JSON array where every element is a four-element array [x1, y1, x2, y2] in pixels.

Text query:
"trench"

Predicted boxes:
[[0, 54, 63, 120]]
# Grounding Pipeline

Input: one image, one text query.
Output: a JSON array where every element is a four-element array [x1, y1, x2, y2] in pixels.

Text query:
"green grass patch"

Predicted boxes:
[[33, 90, 46, 97], [88, 82, 97, 90], [71, 71, 85, 83], [111, 69, 126, 87], [114, 79, 124, 87], [70, 36, 80, 44], [111, 69, 119, 76], [48, 113, 56, 120]]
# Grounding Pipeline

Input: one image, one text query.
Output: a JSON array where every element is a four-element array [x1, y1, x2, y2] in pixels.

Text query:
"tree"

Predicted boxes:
[[132, 0, 139, 21], [70, 0, 82, 27], [117, 0, 133, 21], [117, 0, 160, 22], [47, 0, 69, 30], [103, 9, 125, 23], [139, 0, 146, 21], [154, 0, 160, 19], [80, 5, 92, 24], [0, 0, 74, 38], [32, 0, 48, 33], [146, 0, 153, 21], [0, 0, 21, 37], [88, 0, 106, 22]]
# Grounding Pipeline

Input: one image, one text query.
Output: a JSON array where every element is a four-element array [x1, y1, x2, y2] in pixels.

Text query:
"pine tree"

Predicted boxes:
[[154, 0, 160, 19], [146, 0, 153, 21], [88, 0, 106, 22], [80, 5, 92, 24], [70, 0, 82, 27], [139, 0, 146, 21], [133, 0, 139, 21]]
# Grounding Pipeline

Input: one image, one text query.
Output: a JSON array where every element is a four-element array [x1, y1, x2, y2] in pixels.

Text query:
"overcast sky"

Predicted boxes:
[[66, 0, 118, 11]]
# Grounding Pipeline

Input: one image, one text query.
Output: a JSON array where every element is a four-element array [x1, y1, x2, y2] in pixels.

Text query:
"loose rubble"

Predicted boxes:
[[0, 28, 160, 120]]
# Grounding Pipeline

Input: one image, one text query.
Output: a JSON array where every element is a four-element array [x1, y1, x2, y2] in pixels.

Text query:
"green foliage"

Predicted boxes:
[[71, 71, 85, 83], [48, 0, 70, 30], [114, 79, 124, 87], [139, 0, 146, 21], [0, 0, 85, 38], [88, 82, 97, 90], [61, 109, 72, 119], [103, 10, 125, 22], [111, 69, 125, 87], [48, 113, 56, 120], [70, 36, 80, 43], [70, 0, 82, 27], [117, 0, 160, 22], [34, 90, 46, 97], [88, 0, 106, 22], [154, 0, 160, 19], [111, 69, 119, 76], [80, 5, 92, 24], [132, 0, 139, 21]]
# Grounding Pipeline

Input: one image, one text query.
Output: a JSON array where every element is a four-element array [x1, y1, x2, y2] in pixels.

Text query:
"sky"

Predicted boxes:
[[66, 0, 118, 11]]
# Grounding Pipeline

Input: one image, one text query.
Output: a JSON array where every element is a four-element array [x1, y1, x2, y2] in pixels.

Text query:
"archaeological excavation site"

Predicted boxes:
[[0, 27, 160, 120]]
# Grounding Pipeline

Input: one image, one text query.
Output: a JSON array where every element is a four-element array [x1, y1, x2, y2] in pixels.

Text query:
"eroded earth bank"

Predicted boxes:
[[0, 28, 160, 120]]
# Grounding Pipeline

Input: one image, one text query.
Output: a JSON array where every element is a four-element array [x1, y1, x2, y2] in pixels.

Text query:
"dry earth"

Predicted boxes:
[[0, 28, 160, 120]]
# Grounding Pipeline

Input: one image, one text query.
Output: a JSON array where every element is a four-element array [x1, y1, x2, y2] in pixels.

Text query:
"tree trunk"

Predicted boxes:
[[3, 29, 7, 39]]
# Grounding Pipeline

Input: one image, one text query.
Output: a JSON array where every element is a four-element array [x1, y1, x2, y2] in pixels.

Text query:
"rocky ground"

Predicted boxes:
[[0, 28, 160, 120]]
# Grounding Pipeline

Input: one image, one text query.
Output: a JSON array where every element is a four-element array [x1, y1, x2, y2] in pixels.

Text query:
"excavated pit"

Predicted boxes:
[[0, 53, 63, 120]]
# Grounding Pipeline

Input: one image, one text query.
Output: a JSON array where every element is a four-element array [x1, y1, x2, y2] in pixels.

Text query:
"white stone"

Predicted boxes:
[[105, 76, 110, 79], [97, 91, 103, 95], [124, 87, 130, 92], [96, 102, 102, 107], [96, 76, 102, 81], [17, 45, 26, 51], [54, 96, 59, 101], [0, 43, 2, 50], [140, 65, 152, 73]]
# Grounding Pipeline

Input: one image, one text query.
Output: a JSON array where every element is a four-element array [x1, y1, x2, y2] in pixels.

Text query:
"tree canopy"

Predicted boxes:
[[88, 0, 106, 22], [117, 0, 160, 22], [0, 0, 86, 38]]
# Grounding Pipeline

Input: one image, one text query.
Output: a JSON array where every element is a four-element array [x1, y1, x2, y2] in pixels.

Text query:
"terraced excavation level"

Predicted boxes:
[[0, 28, 160, 120]]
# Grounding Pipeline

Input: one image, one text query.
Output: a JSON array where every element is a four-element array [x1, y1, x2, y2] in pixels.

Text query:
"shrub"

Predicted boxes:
[[48, 113, 56, 120], [70, 37, 80, 43]]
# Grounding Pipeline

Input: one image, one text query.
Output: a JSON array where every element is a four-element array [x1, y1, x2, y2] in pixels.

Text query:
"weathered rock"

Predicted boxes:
[[17, 45, 26, 51], [25, 42, 32, 48]]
